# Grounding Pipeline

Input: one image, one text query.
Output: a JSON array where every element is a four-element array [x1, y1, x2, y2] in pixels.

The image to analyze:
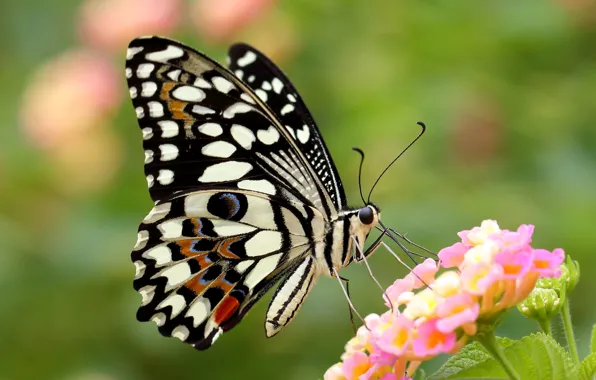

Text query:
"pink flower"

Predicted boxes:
[[405, 258, 439, 289], [436, 293, 479, 333], [460, 261, 503, 295], [494, 249, 533, 279], [500, 224, 534, 251], [78, 0, 182, 52], [376, 315, 413, 356], [458, 220, 501, 246], [438, 242, 467, 268], [384, 277, 415, 307], [21, 49, 121, 150], [532, 248, 565, 277], [191, 0, 276, 42], [412, 319, 456, 357], [324, 363, 346, 380], [341, 351, 373, 380]]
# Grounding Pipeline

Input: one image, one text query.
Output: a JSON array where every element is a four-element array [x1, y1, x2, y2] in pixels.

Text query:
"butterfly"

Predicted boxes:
[[126, 36, 394, 350]]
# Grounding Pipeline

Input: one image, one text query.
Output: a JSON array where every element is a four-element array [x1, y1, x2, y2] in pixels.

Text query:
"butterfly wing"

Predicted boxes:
[[126, 36, 336, 348], [228, 44, 347, 210], [133, 189, 324, 349]]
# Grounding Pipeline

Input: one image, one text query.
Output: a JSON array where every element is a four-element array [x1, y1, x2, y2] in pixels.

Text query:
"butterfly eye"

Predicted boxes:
[[358, 206, 374, 225]]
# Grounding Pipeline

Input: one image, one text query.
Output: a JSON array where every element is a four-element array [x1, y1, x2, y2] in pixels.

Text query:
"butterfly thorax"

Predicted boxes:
[[313, 205, 380, 277]]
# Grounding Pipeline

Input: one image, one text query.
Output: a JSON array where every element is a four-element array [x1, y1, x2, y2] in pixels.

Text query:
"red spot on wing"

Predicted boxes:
[[214, 296, 240, 325]]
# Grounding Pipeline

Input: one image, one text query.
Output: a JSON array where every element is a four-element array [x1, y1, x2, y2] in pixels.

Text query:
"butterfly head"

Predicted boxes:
[[347, 203, 381, 260]]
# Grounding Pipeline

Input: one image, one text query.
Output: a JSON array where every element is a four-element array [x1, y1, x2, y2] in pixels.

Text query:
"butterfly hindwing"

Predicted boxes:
[[228, 44, 347, 210], [132, 188, 324, 348]]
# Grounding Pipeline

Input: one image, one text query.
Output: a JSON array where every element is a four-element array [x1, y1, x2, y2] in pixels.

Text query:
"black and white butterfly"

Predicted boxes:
[[126, 36, 404, 350]]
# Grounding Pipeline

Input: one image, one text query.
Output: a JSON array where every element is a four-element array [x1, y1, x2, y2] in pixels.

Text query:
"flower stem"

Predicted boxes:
[[538, 319, 552, 336], [561, 299, 580, 365], [476, 331, 521, 380]]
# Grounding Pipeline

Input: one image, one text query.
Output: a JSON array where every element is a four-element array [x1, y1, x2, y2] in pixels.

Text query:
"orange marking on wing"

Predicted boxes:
[[213, 296, 240, 325], [217, 237, 243, 259], [211, 277, 235, 294], [176, 240, 209, 257], [160, 82, 190, 120]]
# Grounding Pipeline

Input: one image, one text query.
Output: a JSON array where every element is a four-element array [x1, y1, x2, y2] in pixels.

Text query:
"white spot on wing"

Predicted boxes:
[[192, 105, 216, 115], [151, 312, 166, 326], [167, 69, 181, 81], [156, 261, 192, 290], [143, 245, 173, 266], [139, 285, 156, 305], [148, 101, 164, 117], [257, 126, 280, 145], [237, 51, 257, 67], [281, 104, 294, 115], [248, 75, 255, 83], [142, 127, 153, 140], [231, 124, 256, 149], [297, 125, 310, 144], [158, 219, 183, 239], [223, 102, 253, 118], [201, 141, 237, 158], [272, 78, 283, 94], [143, 202, 171, 223], [235, 260, 254, 274], [159, 144, 179, 161], [157, 294, 187, 318], [135, 107, 144, 119], [172, 325, 190, 341], [187, 297, 210, 327], [256, 89, 268, 102], [129, 86, 137, 98], [157, 169, 174, 185], [144, 150, 154, 163], [134, 230, 149, 250], [158, 120, 179, 138], [240, 93, 256, 104], [137, 63, 154, 78], [198, 161, 253, 182], [212, 76, 235, 93], [245, 231, 282, 257], [194, 78, 212, 88], [245, 253, 282, 287], [211, 220, 256, 236], [146, 174, 154, 187], [235, 69, 244, 79], [141, 82, 157, 97], [146, 45, 184, 62], [198, 122, 223, 137], [287, 94, 296, 103], [133, 260, 146, 279], [127, 46, 143, 60], [238, 179, 276, 195], [172, 86, 205, 101]]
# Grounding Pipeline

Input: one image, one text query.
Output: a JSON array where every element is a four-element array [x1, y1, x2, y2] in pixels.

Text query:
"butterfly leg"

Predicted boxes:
[[339, 276, 358, 334], [351, 235, 394, 313], [333, 268, 369, 330]]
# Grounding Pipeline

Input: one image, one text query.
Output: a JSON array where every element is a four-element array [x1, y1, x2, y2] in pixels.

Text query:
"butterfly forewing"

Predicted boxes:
[[126, 37, 332, 218], [228, 44, 347, 210]]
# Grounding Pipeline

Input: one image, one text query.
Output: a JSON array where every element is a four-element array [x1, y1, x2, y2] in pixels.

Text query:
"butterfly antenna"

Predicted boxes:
[[352, 147, 367, 205], [367, 122, 426, 203]]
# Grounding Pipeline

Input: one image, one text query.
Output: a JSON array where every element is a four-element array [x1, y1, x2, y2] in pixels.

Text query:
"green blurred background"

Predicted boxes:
[[1, 0, 596, 379]]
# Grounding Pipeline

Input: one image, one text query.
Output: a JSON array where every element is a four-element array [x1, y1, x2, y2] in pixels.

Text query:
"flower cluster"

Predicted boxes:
[[325, 220, 565, 380]]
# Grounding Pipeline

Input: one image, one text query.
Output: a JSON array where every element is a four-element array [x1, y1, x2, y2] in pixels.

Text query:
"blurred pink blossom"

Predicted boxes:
[[21, 49, 121, 150], [191, 0, 276, 43], [79, 0, 182, 52]]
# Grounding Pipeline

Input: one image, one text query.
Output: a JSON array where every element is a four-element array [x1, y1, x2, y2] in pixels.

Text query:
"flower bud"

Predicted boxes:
[[517, 283, 563, 322], [559, 255, 579, 293]]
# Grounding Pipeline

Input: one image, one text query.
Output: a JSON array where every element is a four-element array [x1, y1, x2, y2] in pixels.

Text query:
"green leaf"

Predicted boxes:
[[413, 368, 427, 380], [430, 334, 577, 379], [591, 325, 596, 354], [579, 352, 596, 380]]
